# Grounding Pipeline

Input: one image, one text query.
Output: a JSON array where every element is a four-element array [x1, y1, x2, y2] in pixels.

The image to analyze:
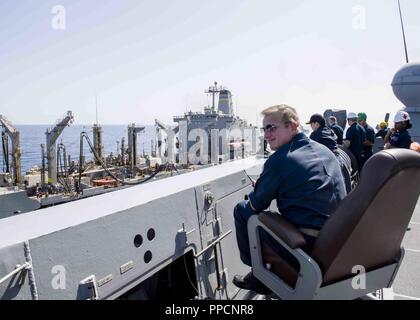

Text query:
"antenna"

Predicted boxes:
[[397, 0, 409, 63], [95, 94, 99, 125], [185, 94, 188, 113], [255, 108, 258, 126], [205, 81, 221, 112]]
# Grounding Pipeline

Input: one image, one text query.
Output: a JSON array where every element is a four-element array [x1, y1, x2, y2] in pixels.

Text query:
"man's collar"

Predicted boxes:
[[294, 132, 306, 140], [273, 132, 305, 154]]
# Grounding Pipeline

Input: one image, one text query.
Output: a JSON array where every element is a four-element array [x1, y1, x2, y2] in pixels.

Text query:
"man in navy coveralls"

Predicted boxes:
[[232, 105, 346, 294]]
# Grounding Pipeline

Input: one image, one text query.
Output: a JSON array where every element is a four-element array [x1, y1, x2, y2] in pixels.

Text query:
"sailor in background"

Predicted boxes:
[[357, 112, 376, 167], [384, 110, 413, 149], [232, 104, 346, 295], [328, 115, 344, 145], [375, 121, 389, 139], [343, 112, 366, 171], [306, 114, 337, 152], [307, 114, 352, 193]]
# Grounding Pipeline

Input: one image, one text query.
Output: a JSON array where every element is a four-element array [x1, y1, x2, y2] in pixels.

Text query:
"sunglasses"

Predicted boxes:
[[260, 124, 279, 133]]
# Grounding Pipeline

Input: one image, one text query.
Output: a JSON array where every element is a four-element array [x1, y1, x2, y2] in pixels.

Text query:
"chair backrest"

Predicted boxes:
[[311, 149, 420, 285]]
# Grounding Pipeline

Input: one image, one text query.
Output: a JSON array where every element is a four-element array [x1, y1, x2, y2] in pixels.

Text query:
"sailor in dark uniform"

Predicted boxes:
[[344, 112, 366, 171], [307, 114, 352, 193], [357, 112, 375, 167], [307, 114, 337, 152], [375, 121, 389, 139], [385, 110, 413, 149], [328, 116, 344, 145]]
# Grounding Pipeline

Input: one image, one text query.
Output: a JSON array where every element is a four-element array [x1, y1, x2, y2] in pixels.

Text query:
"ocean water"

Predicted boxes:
[[1, 125, 156, 174]]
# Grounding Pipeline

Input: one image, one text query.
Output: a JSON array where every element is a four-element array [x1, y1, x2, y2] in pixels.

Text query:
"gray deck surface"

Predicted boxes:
[[389, 198, 420, 300]]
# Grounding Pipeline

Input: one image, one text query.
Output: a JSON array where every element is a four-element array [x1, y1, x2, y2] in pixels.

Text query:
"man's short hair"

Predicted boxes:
[[261, 104, 300, 126]]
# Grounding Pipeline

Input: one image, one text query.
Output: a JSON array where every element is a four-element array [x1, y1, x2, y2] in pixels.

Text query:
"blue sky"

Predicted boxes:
[[1, 0, 419, 127]]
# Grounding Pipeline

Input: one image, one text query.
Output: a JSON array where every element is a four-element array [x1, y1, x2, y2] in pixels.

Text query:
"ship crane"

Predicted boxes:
[[0, 115, 22, 185], [127, 124, 145, 170], [46, 111, 74, 184]]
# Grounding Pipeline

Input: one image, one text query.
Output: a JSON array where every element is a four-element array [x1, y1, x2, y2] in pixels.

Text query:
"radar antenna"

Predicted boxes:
[[397, 0, 409, 63], [205, 82, 222, 113]]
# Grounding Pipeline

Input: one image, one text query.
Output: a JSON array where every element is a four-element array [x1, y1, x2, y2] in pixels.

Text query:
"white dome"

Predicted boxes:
[[391, 63, 420, 109]]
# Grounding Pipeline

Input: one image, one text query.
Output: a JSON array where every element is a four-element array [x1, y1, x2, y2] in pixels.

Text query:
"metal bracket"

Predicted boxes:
[[204, 191, 214, 210], [177, 224, 196, 247]]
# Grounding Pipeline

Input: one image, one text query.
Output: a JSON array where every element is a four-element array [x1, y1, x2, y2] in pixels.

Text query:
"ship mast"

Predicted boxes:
[[205, 82, 222, 113], [93, 94, 103, 165]]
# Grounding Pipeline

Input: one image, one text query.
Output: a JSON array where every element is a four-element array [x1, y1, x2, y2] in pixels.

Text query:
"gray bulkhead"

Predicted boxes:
[[0, 158, 264, 300]]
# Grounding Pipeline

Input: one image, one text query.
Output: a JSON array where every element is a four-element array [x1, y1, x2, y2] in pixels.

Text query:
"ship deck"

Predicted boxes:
[[389, 198, 420, 300]]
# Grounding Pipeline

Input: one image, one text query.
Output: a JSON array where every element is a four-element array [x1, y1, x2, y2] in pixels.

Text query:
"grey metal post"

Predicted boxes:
[[93, 124, 103, 165], [41, 144, 45, 187]]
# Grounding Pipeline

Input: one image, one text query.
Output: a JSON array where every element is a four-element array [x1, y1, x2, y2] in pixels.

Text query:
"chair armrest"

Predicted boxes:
[[258, 212, 306, 249]]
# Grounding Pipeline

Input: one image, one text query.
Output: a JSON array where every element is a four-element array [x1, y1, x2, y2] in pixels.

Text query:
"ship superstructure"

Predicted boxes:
[[174, 82, 258, 164], [0, 83, 260, 219]]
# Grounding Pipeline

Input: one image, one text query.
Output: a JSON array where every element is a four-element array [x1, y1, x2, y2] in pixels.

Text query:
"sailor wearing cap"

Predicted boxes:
[[357, 112, 376, 166], [308, 114, 352, 193], [384, 110, 413, 149], [307, 114, 337, 152], [375, 121, 389, 139], [343, 112, 366, 171]]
